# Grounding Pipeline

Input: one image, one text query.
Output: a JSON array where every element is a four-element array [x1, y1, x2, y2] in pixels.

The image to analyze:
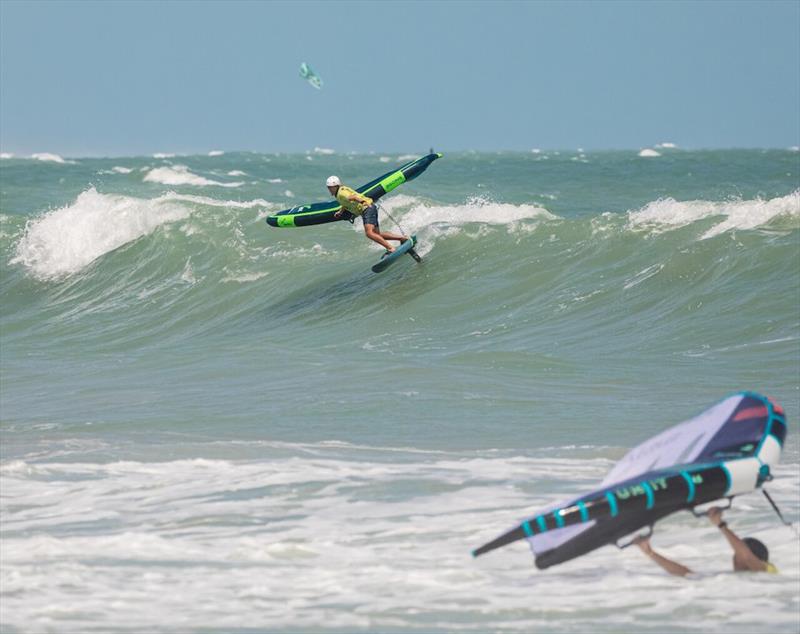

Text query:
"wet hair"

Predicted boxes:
[[743, 537, 769, 562]]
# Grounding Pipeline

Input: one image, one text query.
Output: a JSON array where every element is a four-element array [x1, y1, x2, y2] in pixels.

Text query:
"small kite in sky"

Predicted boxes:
[[299, 62, 323, 90]]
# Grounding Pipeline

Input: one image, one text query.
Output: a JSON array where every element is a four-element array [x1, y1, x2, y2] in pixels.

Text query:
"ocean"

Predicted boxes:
[[1, 148, 799, 633]]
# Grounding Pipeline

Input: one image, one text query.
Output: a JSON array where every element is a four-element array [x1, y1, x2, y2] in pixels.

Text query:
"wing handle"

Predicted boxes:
[[690, 496, 733, 518]]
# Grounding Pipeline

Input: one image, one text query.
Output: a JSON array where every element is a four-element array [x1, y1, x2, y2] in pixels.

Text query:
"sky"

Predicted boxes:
[[1, 0, 798, 156]]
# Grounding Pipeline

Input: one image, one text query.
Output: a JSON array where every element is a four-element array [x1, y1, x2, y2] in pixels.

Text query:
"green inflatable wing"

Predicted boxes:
[[266, 153, 442, 228]]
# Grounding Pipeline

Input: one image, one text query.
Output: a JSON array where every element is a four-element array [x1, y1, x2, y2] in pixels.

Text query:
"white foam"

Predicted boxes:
[[656, 142, 678, 149], [267, 178, 283, 183], [143, 165, 243, 188], [396, 154, 419, 161], [98, 166, 134, 175], [623, 263, 665, 290], [284, 190, 294, 198], [227, 170, 246, 176], [789, 146, 799, 152], [160, 192, 273, 210], [31, 152, 73, 164], [221, 271, 270, 283], [180, 258, 197, 284], [152, 152, 175, 159], [0, 453, 797, 633], [627, 191, 800, 239], [208, 150, 224, 157], [313, 147, 335, 155], [269, 243, 329, 259], [379, 156, 391, 163], [11, 188, 192, 279], [385, 196, 556, 230], [638, 148, 661, 157], [0, 152, 14, 159], [372, 196, 557, 255]]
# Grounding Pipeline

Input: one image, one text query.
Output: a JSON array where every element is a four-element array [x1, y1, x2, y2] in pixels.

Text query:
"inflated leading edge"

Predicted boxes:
[[472, 392, 787, 569], [266, 153, 442, 228]]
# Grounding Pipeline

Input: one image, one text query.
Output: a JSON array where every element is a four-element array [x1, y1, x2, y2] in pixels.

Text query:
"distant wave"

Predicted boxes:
[[161, 192, 272, 209], [98, 166, 135, 175], [143, 165, 244, 188], [31, 153, 75, 164], [0, 152, 75, 163]]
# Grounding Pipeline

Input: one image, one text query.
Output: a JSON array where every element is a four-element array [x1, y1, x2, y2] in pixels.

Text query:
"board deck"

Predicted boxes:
[[371, 236, 419, 273]]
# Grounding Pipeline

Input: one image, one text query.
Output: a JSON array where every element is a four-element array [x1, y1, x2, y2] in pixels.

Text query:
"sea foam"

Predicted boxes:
[[381, 194, 556, 229], [1, 451, 796, 634]]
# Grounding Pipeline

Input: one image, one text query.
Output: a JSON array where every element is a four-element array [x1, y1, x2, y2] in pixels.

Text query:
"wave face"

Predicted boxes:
[[1, 150, 799, 633], [2, 151, 798, 445]]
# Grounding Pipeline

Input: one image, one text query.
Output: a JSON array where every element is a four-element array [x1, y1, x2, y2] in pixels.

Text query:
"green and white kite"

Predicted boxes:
[[299, 62, 323, 90]]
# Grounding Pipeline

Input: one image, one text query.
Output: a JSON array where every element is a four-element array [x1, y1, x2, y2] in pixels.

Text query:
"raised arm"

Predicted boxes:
[[633, 535, 693, 577], [707, 507, 768, 572]]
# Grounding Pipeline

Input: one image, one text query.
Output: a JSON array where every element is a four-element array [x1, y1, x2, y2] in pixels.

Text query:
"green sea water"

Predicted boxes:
[[1, 149, 799, 633]]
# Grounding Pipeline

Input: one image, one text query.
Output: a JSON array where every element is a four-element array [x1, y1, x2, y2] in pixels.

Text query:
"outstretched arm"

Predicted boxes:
[[707, 507, 768, 572], [634, 535, 693, 577]]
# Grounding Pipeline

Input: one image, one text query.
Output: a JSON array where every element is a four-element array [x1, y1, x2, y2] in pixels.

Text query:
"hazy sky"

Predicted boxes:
[[1, 0, 798, 156]]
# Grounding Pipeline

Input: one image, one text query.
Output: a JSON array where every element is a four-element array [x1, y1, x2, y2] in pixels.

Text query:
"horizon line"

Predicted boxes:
[[3, 145, 800, 161]]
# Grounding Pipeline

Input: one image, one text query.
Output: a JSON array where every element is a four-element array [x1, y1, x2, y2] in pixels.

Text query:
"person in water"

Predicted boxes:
[[327, 176, 408, 253], [634, 506, 777, 576]]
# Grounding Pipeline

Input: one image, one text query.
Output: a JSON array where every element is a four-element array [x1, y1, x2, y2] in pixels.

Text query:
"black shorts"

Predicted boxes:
[[361, 204, 379, 228]]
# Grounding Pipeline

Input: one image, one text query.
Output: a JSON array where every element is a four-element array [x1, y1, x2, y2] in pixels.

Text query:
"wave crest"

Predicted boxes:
[[12, 188, 190, 279], [627, 191, 800, 239]]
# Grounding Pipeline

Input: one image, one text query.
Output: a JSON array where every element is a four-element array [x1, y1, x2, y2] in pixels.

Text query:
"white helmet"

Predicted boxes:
[[326, 175, 341, 187]]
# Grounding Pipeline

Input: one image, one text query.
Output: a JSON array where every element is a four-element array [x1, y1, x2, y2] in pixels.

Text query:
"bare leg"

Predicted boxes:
[[364, 224, 407, 252], [380, 230, 407, 243]]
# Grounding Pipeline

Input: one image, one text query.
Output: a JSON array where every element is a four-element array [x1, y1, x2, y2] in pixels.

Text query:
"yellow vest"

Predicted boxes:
[[336, 185, 373, 216]]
